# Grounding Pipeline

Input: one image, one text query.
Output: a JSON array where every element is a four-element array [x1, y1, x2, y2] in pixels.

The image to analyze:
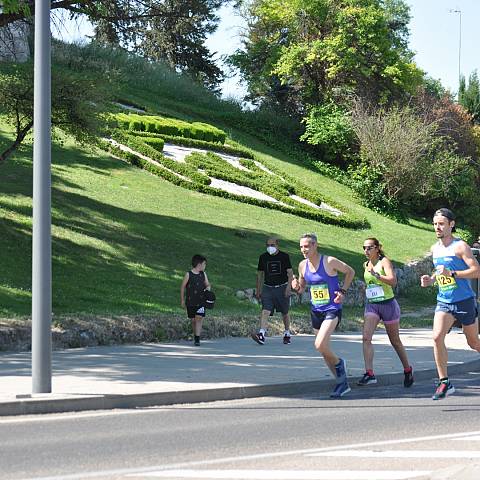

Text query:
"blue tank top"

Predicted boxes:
[[432, 238, 474, 303], [304, 256, 341, 312]]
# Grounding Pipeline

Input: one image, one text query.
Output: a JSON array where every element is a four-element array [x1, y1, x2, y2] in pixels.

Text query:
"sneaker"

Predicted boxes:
[[335, 358, 347, 381], [330, 380, 351, 398], [194, 336, 200, 346], [404, 368, 414, 388], [251, 332, 265, 345], [432, 380, 455, 400], [357, 372, 377, 386], [283, 334, 291, 345]]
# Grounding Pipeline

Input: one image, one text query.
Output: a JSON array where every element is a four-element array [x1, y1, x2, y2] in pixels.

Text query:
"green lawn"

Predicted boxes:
[[0, 110, 437, 320]]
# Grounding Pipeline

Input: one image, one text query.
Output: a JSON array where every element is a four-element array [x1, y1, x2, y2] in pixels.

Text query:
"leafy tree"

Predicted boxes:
[[230, 0, 423, 109], [459, 71, 480, 124], [0, 41, 115, 163], [1, 0, 230, 90]]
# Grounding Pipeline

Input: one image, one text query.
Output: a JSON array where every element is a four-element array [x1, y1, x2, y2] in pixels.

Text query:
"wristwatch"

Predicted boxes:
[[339, 288, 347, 295], [450, 270, 457, 278]]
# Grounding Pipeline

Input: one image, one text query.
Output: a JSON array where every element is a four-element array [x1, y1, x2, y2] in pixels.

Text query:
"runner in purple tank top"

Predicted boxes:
[[292, 233, 355, 398]]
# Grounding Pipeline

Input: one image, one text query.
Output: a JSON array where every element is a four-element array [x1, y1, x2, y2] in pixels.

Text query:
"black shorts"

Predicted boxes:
[[261, 284, 289, 315], [435, 297, 478, 326], [187, 305, 206, 319], [311, 309, 342, 330]]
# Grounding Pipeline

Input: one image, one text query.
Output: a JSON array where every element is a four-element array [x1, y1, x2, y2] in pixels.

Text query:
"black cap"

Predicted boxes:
[[434, 208, 455, 221], [434, 208, 456, 232]]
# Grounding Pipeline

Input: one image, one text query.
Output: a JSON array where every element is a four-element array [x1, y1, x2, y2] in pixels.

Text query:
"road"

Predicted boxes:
[[1, 371, 480, 480]]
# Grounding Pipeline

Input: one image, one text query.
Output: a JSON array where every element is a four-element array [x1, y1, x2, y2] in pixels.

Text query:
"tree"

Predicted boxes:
[[459, 71, 480, 124], [229, 0, 423, 109], [0, 42, 115, 163], [1, 0, 230, 90]]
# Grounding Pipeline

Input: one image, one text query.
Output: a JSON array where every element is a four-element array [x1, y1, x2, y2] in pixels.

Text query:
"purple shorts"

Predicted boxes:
[[364, 298, 400, 324]]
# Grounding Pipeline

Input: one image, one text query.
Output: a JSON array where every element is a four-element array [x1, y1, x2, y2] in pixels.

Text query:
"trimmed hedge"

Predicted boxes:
[[115, 113, 227, 144], [102, 130, 369, 229], [130, 130, 255, 158]]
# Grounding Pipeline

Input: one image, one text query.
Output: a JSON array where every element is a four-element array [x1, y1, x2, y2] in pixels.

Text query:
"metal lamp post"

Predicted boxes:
[[32, 0, 52, 394]]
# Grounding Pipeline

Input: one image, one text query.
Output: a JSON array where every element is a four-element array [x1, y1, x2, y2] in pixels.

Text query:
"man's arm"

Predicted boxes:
[[327, 256, 355, 304], [292, 260, 307, 294], [285, 268, 293, 297], [454, 241, 480, 279], [256, 271, 264, 300]]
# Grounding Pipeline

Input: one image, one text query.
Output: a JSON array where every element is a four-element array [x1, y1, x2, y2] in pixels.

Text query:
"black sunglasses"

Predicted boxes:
[[363, 245, 375, 251]]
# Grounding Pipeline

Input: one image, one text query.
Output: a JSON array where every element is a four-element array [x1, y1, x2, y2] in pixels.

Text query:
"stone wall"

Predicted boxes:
[[235, 254, 434, 307]]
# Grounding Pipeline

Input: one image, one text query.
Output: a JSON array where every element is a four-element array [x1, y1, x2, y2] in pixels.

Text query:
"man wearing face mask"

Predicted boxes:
[[251, 237, 293, 345]]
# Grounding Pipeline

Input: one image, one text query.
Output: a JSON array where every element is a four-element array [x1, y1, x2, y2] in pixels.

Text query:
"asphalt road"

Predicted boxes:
[[1, 371, 480, 480]]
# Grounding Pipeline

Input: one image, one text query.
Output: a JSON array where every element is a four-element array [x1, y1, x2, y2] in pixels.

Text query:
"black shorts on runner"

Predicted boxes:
[[311, 309, 342, 330], [187, 305, 206, 319], [435, 297, 478, 327]]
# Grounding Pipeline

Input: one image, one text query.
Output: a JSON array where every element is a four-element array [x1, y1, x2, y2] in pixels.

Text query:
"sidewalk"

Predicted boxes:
[[1, 328, 479, 416]]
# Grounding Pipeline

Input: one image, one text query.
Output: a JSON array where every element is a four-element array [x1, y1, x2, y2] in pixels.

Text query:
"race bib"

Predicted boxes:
[[311, 284, 330, 305], [436, 274, 457, 292], [366, 284, 385, 302]]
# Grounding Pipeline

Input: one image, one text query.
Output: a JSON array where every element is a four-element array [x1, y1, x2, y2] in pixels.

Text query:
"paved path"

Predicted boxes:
[[0, 329, 479, 416]]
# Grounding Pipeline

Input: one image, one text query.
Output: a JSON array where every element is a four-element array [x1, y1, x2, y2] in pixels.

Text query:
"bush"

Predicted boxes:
[[114, 113, 227, 144]]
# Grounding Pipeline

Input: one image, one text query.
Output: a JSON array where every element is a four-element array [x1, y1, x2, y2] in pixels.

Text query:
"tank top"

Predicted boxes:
[[186, 271, 206, 307], [432, 238, 474, 303], [304, 256, 341, 312], [363, 258, 395, 304]]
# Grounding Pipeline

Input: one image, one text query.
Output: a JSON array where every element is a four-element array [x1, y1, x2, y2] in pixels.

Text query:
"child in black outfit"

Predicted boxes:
[[180, 254, 211, 346]]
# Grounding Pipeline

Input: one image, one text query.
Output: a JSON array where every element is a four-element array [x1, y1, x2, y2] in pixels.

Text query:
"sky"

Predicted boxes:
[[52, 1, 480, 99], [205, 0, 480, 98]]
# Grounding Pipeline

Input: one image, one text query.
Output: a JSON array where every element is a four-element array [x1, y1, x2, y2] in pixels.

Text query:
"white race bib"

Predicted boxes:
[[366, 285, 385, 301]]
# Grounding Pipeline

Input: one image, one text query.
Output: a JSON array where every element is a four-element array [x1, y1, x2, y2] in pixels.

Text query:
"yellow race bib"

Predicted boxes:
[[436, 274, 457, 292], [310, 284, 330, 305]]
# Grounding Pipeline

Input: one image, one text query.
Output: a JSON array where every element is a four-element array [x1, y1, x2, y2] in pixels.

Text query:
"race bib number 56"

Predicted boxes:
[[311, 284, 330, 305]]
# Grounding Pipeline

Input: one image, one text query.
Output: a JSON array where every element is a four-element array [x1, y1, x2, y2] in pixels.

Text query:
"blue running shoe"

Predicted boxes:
[[335, 358, 347, 383], [330, 380, 351, 398]]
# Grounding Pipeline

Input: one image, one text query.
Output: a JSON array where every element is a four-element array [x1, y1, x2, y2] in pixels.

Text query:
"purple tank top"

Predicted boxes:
[[304, 256, 341, 312]]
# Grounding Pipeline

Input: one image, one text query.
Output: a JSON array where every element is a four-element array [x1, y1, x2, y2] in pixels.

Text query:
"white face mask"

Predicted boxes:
[[267, 246, 277, 255]]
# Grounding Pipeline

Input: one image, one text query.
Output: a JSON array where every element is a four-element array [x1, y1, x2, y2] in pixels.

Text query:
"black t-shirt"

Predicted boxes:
[[257, 250, 292, 286], [186, 271, 206, 306]]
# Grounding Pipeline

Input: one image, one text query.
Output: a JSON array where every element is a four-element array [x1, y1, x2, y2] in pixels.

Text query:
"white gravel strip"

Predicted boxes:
[[290, 194, 342, 216]]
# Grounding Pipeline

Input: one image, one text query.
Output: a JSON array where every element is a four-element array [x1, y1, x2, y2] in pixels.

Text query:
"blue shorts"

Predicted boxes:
[[311, 309, 342, 330], [435, 297, 478, 326]]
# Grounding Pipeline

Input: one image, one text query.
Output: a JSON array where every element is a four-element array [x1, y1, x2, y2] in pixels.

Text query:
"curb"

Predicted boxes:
[[1, 358, 479, 417]]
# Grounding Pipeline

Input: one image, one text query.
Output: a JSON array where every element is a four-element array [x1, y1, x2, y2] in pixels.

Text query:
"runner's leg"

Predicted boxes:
[[432, 311, 455, 379], [385, 321, 411, 370], [463, 320, 480, 352], [314, 318, 340, 377], [362, 314, 379, 372]]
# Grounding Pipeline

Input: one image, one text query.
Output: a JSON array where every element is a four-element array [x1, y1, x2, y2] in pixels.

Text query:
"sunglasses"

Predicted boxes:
[[363, 245, 376, 251]]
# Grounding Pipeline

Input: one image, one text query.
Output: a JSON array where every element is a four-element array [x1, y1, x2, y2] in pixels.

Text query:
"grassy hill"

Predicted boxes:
[[0, 44, 437, 321]]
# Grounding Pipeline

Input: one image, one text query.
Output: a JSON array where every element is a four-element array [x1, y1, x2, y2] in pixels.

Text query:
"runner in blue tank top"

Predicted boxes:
[[291, 233, 355, 398], [420, 208, 480, 400]]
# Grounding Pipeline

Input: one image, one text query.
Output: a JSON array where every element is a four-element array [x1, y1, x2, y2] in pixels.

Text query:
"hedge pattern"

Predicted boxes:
[[102, 129, 369, 228], [115, 113, 227, 144]]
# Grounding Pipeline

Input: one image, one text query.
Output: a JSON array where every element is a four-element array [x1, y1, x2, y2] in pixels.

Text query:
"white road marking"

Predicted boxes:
[[15, 430, 480, 480], [308, 449, 480, 458], [127, 469, 431, 480], [454, 435, 480, 441]]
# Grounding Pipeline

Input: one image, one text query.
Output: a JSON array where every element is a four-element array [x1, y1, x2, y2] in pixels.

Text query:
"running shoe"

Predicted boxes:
[[335, 358, 347, 381], [432, 380, 455, 400], [251, 332, 265, 345], [283, 334, 291, 345], [194, 336, 200, 346], [404, 368, 414, 388], [330, 380, 351, 398], [357, 372, 377, 386]]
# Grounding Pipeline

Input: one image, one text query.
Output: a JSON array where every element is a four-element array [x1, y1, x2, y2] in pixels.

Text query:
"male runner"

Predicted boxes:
[[420, 208, 480, 400]]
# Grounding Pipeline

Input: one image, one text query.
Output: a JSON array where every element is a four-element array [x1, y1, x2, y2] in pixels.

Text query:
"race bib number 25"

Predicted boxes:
[[436, 274, 457, 292]]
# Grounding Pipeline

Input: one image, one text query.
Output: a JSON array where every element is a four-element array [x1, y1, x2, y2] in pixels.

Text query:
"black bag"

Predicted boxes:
[[204, 289, 216, 309]]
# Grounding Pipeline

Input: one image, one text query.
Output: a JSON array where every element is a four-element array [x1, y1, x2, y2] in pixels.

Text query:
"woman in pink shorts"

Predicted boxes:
[[357, 238, 414, 388]]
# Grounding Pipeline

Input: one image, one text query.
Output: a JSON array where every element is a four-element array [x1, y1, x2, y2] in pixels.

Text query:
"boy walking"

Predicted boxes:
[[180, 254, 211, 346]]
